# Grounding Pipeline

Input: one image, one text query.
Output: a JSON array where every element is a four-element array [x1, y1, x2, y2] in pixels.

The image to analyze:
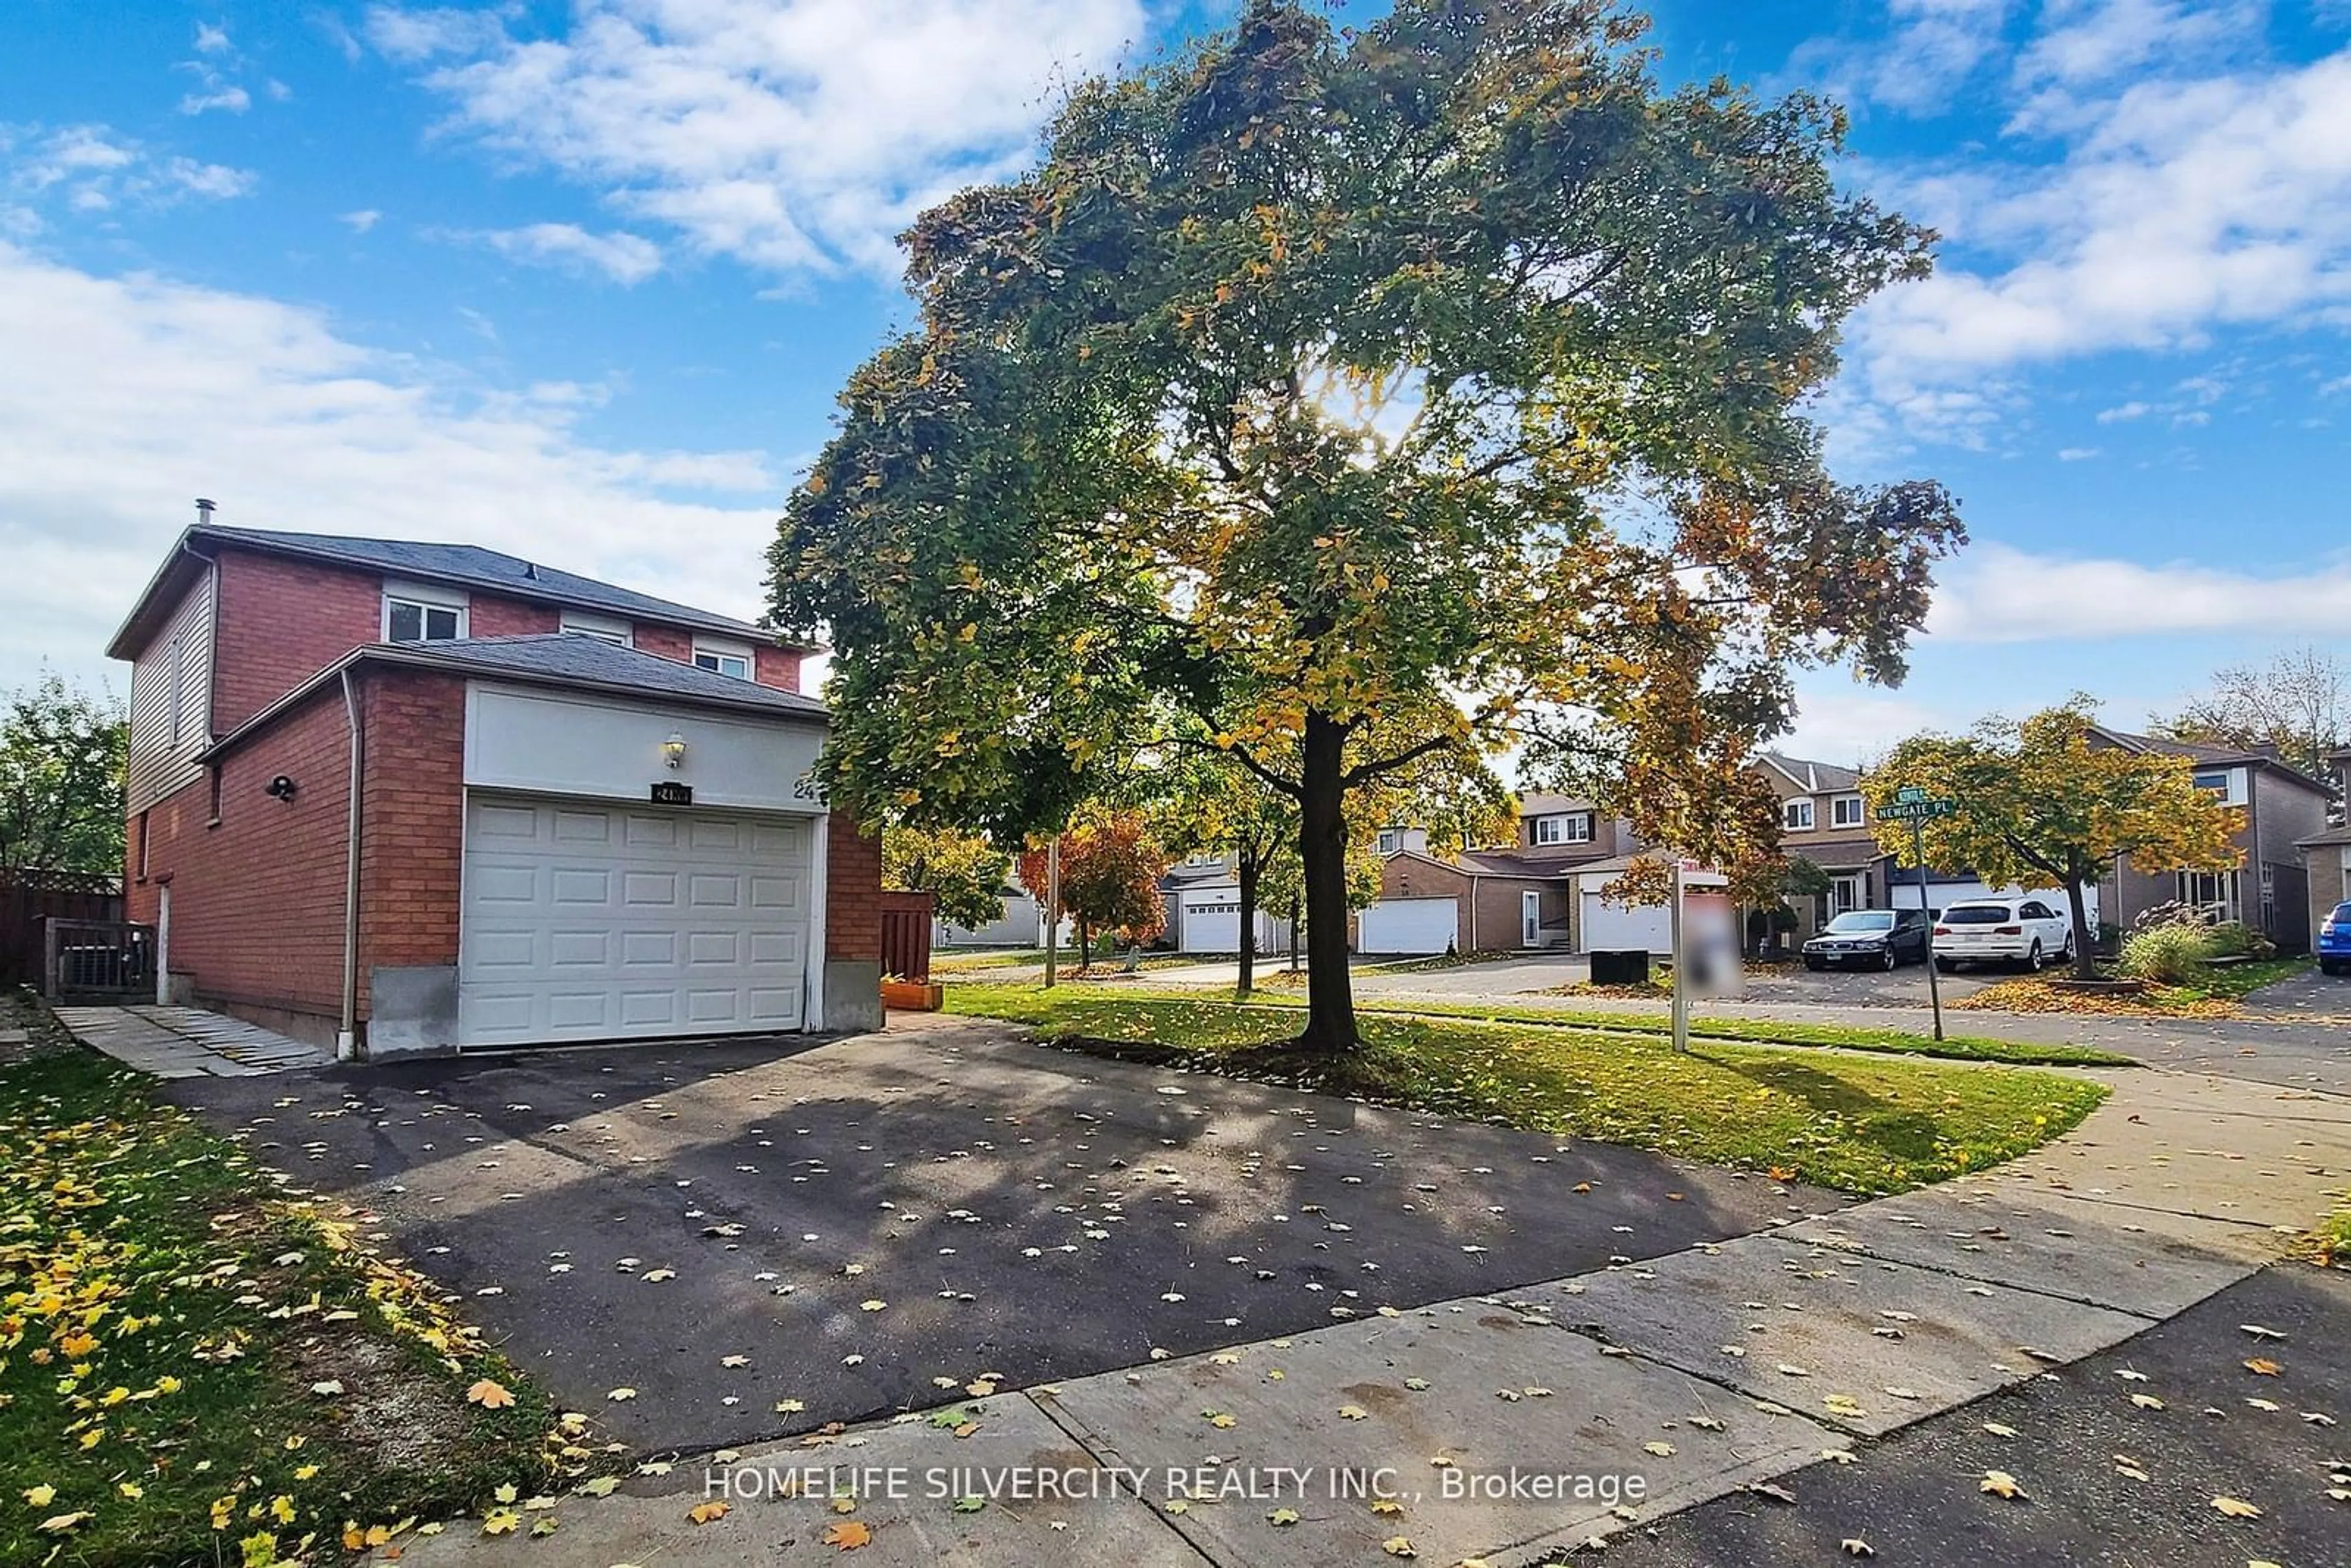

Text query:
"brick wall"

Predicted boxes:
[[467, 598, 561, 639], [356, 673, 467, 1012], [211, 550, 384, 733], [755, 643, 804, 694], [826, 810, 883, 962], [129, 685, 354, 1027]]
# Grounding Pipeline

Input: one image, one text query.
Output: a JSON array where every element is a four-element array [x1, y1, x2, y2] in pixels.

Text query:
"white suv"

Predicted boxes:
[[1933, 898, 2075, 972]]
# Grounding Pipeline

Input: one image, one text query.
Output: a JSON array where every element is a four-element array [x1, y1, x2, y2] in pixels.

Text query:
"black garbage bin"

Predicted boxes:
[[1589, 948, 1650, 986]]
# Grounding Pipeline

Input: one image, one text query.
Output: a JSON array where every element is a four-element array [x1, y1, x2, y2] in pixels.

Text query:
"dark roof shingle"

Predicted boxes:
[[381, 634, 827, 716]]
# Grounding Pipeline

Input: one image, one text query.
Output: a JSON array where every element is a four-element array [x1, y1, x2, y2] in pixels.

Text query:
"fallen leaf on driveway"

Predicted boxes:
[[687, 1502, 730, 1525], [1267, 1508, 1301, 1526], [1338, 1405, 1370, 1420], [607, 1388, 636, 1401], [2243, 1359, 2282, 1377], [1980, 1471, 2027, 1500], [1982, 1422, 2019, 1438], [1643, 1442, 1675, 1457], [721, 1356, 751, 1368], [2211, 1496, 2262, 1519], [2240, 1324, 2287, 1341], [820, 1519, 872, 1548], [1842, 1540, 1874, 1558], [1381, 1537, 1416, 1558]]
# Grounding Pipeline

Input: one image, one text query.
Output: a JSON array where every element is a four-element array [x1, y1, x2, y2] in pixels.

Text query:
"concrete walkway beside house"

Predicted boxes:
[[55, 1003, 332, 1076], [386, 1020, 2351, 1568]]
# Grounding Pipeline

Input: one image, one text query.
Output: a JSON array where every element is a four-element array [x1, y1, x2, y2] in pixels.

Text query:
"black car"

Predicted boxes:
[[1802, 909, 1933, 970]]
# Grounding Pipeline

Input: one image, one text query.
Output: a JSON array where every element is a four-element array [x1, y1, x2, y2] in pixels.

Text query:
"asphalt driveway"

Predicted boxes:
[[163, 1015, 1834, 1456]]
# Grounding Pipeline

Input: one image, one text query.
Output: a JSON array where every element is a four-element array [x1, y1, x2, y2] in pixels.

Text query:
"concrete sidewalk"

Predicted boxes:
[[55, 1003, 331, 1077], [389, 1062, 2350, 1567]]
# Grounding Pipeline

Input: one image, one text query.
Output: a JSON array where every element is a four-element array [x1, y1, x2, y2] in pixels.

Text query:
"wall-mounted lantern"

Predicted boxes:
[[265, 775, 298, 802], [662, 730, 688, 770]]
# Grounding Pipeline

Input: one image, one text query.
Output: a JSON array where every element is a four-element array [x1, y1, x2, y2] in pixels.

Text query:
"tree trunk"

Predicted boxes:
[[1076, 917, 1090, 975], [1235, 850, 1259, 999], [2064, 869, 2096, 980], [1295, 710, 1359, 1052]]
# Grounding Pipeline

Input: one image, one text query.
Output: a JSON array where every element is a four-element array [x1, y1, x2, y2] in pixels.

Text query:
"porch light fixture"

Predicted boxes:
[[662, 730, 688, 770]]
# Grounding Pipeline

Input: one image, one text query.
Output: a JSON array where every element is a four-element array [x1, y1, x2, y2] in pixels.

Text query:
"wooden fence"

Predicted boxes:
[[1, 868, 125, 987], [879, 890, 936, 982]]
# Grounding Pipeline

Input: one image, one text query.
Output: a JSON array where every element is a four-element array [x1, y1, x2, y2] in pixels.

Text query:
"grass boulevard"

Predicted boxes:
[[942, 982, 2110, 1197]]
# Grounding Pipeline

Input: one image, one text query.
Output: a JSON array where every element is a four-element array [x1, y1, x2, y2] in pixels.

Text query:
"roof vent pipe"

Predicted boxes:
[[524, 561, 539, 580], [195, 498, 216, 523]]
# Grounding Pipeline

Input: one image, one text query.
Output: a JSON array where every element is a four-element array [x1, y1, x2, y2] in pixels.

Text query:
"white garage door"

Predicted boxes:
[[1358, 896, 1460, 955], [1580, 890, 1675, 956], [459, 794, 812, 1048], [1180, 892, 1243, 953]]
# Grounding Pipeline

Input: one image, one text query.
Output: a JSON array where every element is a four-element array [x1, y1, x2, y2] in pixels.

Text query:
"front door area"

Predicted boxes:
[[457, 793, 812, 1048]]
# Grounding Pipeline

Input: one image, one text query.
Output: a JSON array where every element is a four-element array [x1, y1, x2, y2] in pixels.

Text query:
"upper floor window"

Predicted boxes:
[[383, 579, 469, 643], [693, 636, 753, 680], [1783, 799, 1815, 831], [1376, 829, 1401, 855], [560, 610, 632, 646], [1531, 812, 1593, 846], [2192, 768, 2228, 794], [1831, 793, 1865, 828]]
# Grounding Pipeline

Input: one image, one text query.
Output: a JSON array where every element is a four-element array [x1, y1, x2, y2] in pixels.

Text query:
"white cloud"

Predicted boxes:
[[366, 0, 1145, 274], [2008, 0, 2265, 129], [1786, 0, 2015, 116], [179, 86, 252, 116], [465, 221, 663, 284], [2, 124, 257, 216], [194, 21, 232, 55], [2055, 445, 2099, 459], [1780, 685, 1949, 768], [1927, 541, 2351, 641], [340, 208, 383, 233], [2096, 399, 2152, 421], [1856, 50, 2351, 385], [0, 242, 783, 692]]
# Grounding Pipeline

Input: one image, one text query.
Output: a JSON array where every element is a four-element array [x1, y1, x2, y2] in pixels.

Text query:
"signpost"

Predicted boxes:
[[1668, 861, 1733, 1054], [1879, 787, 1959, 1040]]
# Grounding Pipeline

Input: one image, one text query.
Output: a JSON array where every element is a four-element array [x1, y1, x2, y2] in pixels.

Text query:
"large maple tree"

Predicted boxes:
[[770, 0, 1963, 1050]]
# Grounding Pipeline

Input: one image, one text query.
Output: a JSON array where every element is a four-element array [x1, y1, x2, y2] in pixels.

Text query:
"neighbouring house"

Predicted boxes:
[[1754, 753, 1890, 937], [108, 511, 885, 1057], [2295, 746, 2351, 950], [2090, 728, 2331, 951], [933, 876, 1051, 948], [1157, 855, 1294, 955], [1356, 800, 1623, 955]]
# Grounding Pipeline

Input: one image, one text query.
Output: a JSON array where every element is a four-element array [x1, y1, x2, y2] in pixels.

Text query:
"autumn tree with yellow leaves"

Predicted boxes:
[[770, 0, 1964, 1050], [1865, 700, 2244, 979]]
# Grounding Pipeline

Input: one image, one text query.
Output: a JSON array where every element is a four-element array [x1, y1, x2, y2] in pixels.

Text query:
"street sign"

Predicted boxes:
[[1893, 785, 1931, 805], [1880, 797, 1956, 822]]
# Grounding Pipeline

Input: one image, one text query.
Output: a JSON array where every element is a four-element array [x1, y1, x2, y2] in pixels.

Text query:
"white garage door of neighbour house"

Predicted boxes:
[[1180, 891, 1242, 953], [1579, 889, 1676, 956], [458, 794, 812, 1047], [1358, 896, 1460, 955]]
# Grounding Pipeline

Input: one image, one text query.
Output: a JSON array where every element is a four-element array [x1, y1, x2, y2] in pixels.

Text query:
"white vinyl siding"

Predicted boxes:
[[126, 567, 216, 814]]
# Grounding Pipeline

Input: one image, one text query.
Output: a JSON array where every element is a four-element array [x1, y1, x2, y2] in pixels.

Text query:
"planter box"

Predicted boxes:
[[880, 979, 943, 1011]]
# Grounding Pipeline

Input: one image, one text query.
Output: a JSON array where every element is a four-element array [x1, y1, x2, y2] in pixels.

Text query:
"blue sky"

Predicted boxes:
[[3, 0, 2347, 770]]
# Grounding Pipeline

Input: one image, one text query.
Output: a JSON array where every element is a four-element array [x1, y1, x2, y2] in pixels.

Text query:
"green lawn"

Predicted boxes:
[[944, 983, 2109, 1196], [954, 981, 2129, 1068], [0, 1044, 588, 1566]]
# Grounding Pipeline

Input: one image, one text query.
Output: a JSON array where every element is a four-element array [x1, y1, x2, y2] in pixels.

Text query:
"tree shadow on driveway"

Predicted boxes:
[[163, 1018, 1839, 1455]]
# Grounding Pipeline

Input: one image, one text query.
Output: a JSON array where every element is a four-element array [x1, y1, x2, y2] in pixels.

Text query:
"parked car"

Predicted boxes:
[[1933, 898, 2075, 972], [1802, 909, 1933, 970], [2319, 901, 2351, 977]]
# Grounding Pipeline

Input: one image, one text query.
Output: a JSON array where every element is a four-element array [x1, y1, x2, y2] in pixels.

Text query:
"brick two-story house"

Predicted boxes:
[[107, 512, 883, 1057], [1358, 797, 1634, 955], [2091, 729, 2331, 950], [2297, 746, 2351, 948]]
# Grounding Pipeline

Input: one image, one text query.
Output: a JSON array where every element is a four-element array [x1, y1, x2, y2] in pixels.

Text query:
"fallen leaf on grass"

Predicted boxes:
[[466, 1379, 515, 1409]]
